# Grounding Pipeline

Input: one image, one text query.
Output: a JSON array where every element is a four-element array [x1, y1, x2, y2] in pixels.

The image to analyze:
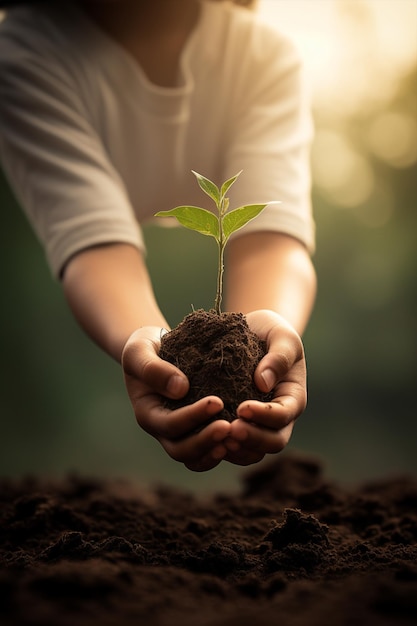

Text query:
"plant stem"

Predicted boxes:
[[215, 239, 225, 315], [214, 196, 226, 315]]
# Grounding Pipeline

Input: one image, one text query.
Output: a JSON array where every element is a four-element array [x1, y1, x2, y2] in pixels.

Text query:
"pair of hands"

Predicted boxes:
[[122, 310, 307, 472]]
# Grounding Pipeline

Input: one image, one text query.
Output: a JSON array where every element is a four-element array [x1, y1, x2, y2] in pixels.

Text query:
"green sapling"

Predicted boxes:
[[155, 170, 268, 315]]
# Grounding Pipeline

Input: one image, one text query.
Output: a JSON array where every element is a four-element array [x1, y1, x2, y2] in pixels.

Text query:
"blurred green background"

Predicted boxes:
[[0, 0, 416, 491]]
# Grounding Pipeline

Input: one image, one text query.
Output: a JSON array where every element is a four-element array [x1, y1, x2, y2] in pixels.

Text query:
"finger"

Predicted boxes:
[[255, 339, 305, 394], [246, 311, 305, 394], [229, 419, 295, 455], [160, 419, 231, 468], [236, 380, 307, 429], [183, 444, 229, 472], [122, 328, 189, 399], [137, 395, 226, 440], [223, 447, 265, 466]]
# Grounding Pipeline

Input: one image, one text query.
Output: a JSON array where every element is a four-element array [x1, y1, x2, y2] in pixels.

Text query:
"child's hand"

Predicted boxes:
[[223, 310, 307, 466], [121, 327, 231, 471]]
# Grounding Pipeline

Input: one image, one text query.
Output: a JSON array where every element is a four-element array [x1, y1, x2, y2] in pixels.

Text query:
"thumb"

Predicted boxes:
[[121, 326, 189, 399]]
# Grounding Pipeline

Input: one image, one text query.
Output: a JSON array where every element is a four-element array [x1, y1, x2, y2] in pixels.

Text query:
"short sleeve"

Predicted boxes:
[[223, 23, 315, 252], [0, 35, 145, 278]]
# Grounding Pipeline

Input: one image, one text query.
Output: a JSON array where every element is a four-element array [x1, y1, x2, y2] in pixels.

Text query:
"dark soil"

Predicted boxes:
[[159, 309, 274, 421], [1, 451, 417, 626]]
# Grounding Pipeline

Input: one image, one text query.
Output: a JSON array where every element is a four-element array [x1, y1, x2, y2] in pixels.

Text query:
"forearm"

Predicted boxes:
[[62, 243, 168, 362], [225, 232, 316, 335]]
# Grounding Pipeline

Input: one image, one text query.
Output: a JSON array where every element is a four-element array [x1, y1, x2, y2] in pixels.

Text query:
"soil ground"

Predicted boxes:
[[1, 451, 417, 626]]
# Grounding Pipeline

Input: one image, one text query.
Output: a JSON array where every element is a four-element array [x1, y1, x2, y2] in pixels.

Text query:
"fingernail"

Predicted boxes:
[[166, 375, 186, 397], [261, 368, 275, 392]]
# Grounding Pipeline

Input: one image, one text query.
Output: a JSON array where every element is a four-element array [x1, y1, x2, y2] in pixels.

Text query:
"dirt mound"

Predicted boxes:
[[1, 452, 417, 625], [159, 309, 273, 422]]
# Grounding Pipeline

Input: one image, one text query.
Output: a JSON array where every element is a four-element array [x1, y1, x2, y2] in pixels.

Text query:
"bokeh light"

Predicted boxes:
[[258, 0, 417, 108]]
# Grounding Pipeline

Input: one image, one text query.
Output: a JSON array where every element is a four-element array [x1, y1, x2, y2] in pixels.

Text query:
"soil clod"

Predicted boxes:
[[159, 309, 273, 421]]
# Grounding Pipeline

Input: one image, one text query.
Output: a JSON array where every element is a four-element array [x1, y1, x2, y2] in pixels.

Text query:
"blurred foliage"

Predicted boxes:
[[0, 47, 416, 491], [301, 64, 417, 479]]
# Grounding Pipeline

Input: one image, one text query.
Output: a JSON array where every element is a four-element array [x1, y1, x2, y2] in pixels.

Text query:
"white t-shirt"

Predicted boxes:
[[0, 0, 315, 278]]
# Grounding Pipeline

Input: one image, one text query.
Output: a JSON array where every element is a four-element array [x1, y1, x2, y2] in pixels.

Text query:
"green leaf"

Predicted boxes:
[[222, 204, 268, 240], [220, 171, 242, 200], [191, 171, 220, 206], [155, 206, 219, 239]]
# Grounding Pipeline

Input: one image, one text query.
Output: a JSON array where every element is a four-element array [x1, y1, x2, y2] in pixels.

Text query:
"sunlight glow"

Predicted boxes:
[[258, 0, 416, 217], [258, 0, 417, 112], [312, 130, 375, 208]]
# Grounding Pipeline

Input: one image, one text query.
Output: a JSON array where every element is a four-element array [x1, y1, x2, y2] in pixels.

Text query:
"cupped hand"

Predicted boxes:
[[121, 326, 231, 471], [224, 310, 307, 466]]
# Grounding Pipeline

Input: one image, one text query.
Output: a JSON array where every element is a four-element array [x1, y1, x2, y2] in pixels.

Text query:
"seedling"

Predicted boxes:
[[155, 171, 268, 315]]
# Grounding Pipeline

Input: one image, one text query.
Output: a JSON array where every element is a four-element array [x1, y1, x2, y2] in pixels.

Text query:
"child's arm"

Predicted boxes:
[[223, 231, 316, 466], [62, 243, 168, 360], [225, 232, 316, 335], [62, 242, 232, 472]]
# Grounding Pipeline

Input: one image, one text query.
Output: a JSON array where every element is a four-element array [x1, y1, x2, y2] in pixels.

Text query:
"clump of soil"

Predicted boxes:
[[1, 452, 417, 626], [159, 309, 273, 421]]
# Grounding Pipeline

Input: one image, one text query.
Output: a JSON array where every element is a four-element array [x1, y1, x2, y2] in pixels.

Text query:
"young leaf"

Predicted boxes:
[[155, 206, 219, 239], [191, 171, 220, 206], [220, 170, 242, 200], [154, 170, 277, 315], [222, 203, 268, 241]]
